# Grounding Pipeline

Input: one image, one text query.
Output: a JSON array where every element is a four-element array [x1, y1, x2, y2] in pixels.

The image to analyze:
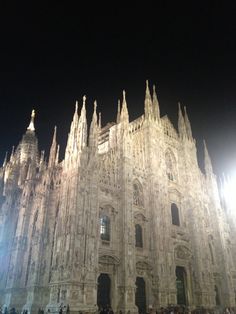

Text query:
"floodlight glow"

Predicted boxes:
[[222, 171, 236, 212]]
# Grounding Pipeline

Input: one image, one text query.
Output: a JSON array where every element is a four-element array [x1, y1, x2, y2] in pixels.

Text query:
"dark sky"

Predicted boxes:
[[0, 2, 236, 175]]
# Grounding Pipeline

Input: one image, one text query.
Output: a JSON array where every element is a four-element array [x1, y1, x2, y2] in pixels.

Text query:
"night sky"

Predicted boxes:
[[0, 2, 236, 176]]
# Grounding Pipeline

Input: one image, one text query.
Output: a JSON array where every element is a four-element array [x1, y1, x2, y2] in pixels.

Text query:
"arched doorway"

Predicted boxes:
[[135, 277, 146, 314], [176, 266, 187, 305], [97, 273, 111, 309]]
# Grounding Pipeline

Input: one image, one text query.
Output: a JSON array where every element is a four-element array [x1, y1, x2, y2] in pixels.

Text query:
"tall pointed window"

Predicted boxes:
[[171, 203, 180, 226], [100, 215, 110, 241], [135, 224, 143, 248], [133, 180, 144, 207]]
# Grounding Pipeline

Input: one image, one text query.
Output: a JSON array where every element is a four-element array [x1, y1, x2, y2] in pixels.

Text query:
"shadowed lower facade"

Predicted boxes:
[[0, 82, 235, 313]]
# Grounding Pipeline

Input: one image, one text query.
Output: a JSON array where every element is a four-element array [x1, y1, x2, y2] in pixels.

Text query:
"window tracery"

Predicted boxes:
[[100, 215, 110, 241]]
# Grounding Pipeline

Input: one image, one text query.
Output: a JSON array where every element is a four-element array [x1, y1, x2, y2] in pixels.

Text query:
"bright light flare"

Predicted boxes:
[[222, 171, 236, 212]]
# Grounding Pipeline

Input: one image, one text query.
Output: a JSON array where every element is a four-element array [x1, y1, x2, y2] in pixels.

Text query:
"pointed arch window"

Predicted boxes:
[[135, 224, 143, 248], [133, 181, 144, 207], [100, 215, 110, 241], [171, 203, 180, 226]]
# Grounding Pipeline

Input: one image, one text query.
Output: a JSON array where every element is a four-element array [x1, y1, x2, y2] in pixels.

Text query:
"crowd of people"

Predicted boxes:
[[0, 304, 70, 314], [154, 305, 235, 314], [0, 305, 235, 314]]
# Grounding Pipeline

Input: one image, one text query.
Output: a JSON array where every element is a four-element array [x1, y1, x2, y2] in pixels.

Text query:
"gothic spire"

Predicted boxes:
[[116, 99, 121, 124], [120, 90, 129, 124], [178, 102, 187, 139], [64, 101, 80, 168], [55, 145, 60, 165], [152, 85, 160, 120], [91, 100, 98, 128], [2, 152, 8, 168], [27, 109, 35, 132], [144, 80, 153, 119], [65, 101, 79, 154], [13, 109, 39, 166], [10, 146, 15, 162], [204, 140, 213, 176], [78, 95, 88, 150], [40, 150, 45, 165], [89, 100, 98, 147], [71, 101, 79, 133], [48, 126, 57, 168], [99, 112, 102, 129], [184, 106, 193, 139]]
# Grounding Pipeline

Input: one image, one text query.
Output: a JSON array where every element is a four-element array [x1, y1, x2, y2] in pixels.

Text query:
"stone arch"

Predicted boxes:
[[100, 204, 117, 217], [98, 254, 120, 265], [134, 212, 147, 222]]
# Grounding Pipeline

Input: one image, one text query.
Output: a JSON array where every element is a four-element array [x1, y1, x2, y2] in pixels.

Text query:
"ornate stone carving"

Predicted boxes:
[[175, 245, 191, 260], [99, 254, 120, 265], [136, 261, 152, 271]]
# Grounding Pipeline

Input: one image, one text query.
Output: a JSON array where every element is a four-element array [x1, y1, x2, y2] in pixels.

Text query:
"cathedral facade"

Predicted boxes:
[[0, 82, 235, 313]]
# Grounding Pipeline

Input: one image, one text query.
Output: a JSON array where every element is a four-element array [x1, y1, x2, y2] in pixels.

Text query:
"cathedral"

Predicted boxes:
[[0, 82, 235, 314]]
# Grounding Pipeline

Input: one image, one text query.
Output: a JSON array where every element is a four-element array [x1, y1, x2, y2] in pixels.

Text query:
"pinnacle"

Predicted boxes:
[[27, 109, 36, 132]]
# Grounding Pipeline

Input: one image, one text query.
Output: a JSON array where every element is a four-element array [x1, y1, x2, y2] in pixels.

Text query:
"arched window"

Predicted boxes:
[[100, 215, 110, 241], [133, 181, 144, 207], [165, 150, 177, 181], [171, 203, 180, 226], [135, 224, 143, 248]]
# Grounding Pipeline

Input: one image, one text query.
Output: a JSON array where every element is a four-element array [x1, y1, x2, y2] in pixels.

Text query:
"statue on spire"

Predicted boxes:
[[27, 109, 36, 131]]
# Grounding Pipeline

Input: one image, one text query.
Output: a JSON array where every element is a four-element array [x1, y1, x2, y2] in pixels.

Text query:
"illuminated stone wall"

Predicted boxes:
[[0, 84, 235, 313]]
